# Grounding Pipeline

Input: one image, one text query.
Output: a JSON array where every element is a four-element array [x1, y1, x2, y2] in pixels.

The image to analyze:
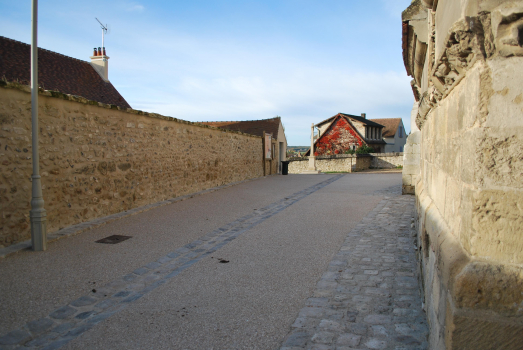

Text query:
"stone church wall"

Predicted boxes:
[[402, 1, 523, 349], [0, 84, 263, 248]]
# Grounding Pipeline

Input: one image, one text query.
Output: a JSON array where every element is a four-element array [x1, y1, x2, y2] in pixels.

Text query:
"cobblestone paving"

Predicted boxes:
[[0, 175, 344, 350], [279, 195, 429, 350]]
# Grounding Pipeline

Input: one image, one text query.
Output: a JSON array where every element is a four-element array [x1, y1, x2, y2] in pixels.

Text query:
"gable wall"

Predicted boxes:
[[350, 120, 366, 139], [314, 117, 363, 156], [385, 120, 407, 152]]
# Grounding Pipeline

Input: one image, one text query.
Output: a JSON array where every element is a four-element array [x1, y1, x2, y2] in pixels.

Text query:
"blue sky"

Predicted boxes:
[[0, 0, 414, 145]]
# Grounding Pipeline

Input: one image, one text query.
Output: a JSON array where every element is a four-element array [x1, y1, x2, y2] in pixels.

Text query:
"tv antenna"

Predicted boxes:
[[95, 18, 110, 52]]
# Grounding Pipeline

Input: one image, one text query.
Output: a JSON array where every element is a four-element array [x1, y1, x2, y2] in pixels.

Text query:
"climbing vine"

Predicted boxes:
[[314, 117, 363, 156]]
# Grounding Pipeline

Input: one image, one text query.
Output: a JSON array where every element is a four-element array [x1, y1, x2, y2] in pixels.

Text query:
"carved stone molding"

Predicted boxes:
[[414, 4, 523, 129], [415, 16, 489, 129], [491, 4, 523, 57]]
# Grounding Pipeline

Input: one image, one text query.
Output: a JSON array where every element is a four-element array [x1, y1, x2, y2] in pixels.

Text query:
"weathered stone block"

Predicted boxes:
[[471, 190, 523, 264]]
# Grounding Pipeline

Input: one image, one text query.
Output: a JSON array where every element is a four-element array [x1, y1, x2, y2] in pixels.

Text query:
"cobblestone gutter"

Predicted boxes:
[[280, 194, 429, 349]]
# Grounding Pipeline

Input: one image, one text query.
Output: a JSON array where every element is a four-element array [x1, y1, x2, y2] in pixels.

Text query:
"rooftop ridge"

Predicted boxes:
[[200, 117, 280, 123], [368, 118, 402, 121]]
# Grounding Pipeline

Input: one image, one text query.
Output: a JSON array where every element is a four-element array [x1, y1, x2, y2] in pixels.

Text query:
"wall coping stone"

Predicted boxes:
[[0, 80, 260, 139]]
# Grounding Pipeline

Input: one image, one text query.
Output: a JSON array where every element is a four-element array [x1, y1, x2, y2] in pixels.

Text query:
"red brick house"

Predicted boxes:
[[0, 36, 131, 109], [306, 113, 386, 156]]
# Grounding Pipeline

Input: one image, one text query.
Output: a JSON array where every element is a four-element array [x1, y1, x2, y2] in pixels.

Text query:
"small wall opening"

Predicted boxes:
[[422, 228, 430, 259]]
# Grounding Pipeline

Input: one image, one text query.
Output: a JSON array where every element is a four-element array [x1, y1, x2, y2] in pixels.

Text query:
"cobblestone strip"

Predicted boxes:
[[279, 195, 429, 350], [0, 175, 344, 350]]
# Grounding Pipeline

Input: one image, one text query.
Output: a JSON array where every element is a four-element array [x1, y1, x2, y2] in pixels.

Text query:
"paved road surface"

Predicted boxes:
[[0, 173, 427, 349]]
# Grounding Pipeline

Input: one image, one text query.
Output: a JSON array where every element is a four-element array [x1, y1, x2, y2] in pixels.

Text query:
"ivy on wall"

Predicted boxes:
[[314, 117, 363, 156]]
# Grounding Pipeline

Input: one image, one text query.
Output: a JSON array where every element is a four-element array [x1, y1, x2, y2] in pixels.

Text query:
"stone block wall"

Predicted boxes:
[[402, 1, 523, 348], [370, 153, 403, 169], [288, 153, 402, 173], [0, 84, 263, 248], [402, 131, 420, 195], [354, 155, 372, 172]]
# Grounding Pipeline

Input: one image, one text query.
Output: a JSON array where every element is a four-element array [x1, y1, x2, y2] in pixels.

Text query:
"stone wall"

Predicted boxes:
[[402, 1, 523, 349], [370, 153, 403, 169], [402, 104, 421, 195], [288, 153, 402, 173], [0, 83, 263, 248]]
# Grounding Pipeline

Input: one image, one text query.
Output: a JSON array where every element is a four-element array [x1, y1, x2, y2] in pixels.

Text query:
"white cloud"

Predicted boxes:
[[127, 3, 144, 12], [121, 60, 413, 145], [98, 7, 414, 145]]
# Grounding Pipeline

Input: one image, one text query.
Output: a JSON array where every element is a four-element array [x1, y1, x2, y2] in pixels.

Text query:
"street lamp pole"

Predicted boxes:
[[30, 0, 47, 251]]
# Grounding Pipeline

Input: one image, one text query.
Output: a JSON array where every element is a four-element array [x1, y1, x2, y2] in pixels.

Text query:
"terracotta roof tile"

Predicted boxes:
[[369, 118, 402, 137], [200, 117, 281, 139], [0, 36, 131, 109]]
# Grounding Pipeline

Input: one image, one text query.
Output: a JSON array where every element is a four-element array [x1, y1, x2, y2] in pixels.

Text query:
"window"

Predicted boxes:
[[399, 126, 403, 138]]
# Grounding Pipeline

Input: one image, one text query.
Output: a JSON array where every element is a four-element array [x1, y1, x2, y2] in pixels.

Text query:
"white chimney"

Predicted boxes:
[[90, 47, 109, 82]]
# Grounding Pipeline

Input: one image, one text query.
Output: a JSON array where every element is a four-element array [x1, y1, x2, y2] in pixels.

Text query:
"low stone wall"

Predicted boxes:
[[370, 153, 403, 169], [288, 156, 356, 173], [288, 153, 403, 173], [0, 83, 263, 248]]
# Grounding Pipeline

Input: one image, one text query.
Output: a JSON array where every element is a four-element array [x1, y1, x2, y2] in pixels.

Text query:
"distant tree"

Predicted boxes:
[[355, 145, 375, 154]]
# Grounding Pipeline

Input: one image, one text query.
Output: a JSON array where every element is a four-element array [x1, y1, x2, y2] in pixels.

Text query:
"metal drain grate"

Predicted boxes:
[[95, 235, 132, 244]]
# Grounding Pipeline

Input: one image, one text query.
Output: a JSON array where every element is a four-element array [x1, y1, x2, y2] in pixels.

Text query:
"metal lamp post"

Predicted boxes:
[[30, 0, 47, 251]]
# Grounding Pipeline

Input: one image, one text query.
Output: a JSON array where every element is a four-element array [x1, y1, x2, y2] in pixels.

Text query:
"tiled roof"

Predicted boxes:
[[369, 118, 402, 138], [200, 117, 282, 139], [0, 36, 131, 109], [316, 113, 385, 128]]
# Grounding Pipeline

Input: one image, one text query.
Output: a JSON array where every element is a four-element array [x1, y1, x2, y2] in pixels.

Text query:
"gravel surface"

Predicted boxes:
[[0, 173, 402, 349]]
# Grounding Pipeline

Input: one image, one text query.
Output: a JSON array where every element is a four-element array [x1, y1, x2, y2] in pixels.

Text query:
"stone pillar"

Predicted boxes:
[[402, 102, 420, 195], [301, 123, 320, 174]]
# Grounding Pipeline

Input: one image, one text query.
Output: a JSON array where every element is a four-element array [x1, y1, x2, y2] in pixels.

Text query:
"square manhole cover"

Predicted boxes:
[[95, 235, 132, 244]]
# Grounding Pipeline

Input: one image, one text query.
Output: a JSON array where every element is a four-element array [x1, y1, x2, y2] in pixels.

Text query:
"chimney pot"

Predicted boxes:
[[361, 113, 366, 119], [90, 47, 110, 82]]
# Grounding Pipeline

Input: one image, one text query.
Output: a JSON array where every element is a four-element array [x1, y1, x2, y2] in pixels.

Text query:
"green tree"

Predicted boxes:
[[355, 145, 375, 154]]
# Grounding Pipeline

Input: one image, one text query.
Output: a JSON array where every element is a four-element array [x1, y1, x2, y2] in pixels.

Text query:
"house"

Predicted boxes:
[[200, 117, 287, 173], [306, 113, 386, 156], [0, 36, 131, 109], [368, 118, 407, 152]]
